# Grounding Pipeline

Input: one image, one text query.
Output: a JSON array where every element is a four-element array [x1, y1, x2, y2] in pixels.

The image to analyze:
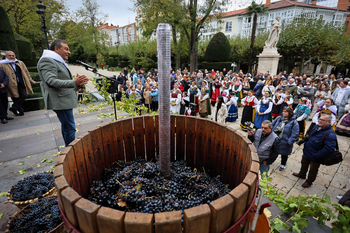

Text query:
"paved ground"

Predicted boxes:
[[0, 65, 349, 231]]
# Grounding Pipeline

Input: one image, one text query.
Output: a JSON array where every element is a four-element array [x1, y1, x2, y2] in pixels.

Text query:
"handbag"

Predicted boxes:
[[320, 131, 343, 166]]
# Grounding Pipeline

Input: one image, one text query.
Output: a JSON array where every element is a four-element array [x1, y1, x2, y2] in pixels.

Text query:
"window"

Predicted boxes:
[[225, 21, 232, 32], [333, 14, 343, 27]]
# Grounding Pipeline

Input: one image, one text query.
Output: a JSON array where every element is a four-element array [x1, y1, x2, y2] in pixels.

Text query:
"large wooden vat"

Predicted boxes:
[[54, 115, 259, 233]]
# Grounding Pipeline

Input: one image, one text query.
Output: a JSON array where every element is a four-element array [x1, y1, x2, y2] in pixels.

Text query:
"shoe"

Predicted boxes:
[[18, 108, 24, 116], [18, 111, 24, 116], [279, 165, 286, 171], [302, 182, 312, 188], [292, 172, 306, 179], [6, 117, 14, 120], [9, 107, 19, 116], [337, 195, 343, 200], [1, 118, 8, 124]]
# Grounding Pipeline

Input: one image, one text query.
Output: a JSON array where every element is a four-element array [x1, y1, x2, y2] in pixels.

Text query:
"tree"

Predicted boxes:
[[0, 6, 18, 56], [277, 15, 345, 75], [76, 0, 108, 55], [2, 0, 66, 51], [133, 0, 229, 73], [246, 1, 268, 73], [204, 32, 230, 62]]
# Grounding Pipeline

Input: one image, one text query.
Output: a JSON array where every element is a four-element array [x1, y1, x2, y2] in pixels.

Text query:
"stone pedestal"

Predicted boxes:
[[257, 47, 281, 76]]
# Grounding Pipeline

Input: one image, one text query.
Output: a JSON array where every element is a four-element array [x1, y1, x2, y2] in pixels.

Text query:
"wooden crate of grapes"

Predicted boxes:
[[55, 115, 260, 233]]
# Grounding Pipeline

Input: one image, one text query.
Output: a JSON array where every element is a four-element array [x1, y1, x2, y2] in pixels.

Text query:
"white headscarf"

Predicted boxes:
[[39, 49, 69, 69], [0, 58, 18, 64]]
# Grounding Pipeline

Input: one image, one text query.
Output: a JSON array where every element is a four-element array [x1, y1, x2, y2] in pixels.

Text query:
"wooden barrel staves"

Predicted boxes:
[[54, 115, 259, 233]]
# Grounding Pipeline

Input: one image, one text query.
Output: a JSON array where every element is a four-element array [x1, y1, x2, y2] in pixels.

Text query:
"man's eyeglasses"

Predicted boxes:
[[318, 119, 329, 122]]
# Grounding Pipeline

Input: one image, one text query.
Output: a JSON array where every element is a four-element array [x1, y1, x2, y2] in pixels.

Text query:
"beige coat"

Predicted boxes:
[[0, 61, 35, 98], [143, 89, 152, 104]]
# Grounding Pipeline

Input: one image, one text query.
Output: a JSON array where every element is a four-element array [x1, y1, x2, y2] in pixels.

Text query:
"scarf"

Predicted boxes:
[[39, 49, 69, 69], [0, 58, 18, 64]]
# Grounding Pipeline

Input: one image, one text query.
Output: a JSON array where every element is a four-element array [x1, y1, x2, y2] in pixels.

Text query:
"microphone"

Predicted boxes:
[[76, 60, 97, 72]]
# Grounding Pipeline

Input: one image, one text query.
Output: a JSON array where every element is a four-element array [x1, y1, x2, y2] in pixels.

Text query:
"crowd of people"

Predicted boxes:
[[113, 67, 350, 189]]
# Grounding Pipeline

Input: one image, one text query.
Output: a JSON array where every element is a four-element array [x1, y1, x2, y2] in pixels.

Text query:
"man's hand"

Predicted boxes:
[[247, 130, 254, 136], [262, 161, 267, 165], [75, 74, 89, 86], [0, 84, 4, 89]]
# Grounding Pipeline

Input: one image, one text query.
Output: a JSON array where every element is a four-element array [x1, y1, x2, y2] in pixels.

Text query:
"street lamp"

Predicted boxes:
[[114, 41, 120, 68], [36, 0, 49, 49]]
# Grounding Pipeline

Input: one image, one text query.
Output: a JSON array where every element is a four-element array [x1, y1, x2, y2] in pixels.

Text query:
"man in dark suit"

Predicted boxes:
[[0, 66, 13, 124], [37, 39, 89, 146]]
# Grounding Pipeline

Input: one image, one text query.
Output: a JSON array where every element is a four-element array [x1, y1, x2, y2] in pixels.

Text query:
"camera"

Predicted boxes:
[[296, 137, 308, 146]]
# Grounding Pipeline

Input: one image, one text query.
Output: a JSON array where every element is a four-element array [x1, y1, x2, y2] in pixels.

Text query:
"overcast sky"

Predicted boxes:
[[66, 0, 136, 27]]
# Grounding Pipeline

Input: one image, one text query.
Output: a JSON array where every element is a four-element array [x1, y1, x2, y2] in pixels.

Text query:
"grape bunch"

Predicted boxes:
[[10, 172, 54, 201], [8, 197, 62, 233], [87, 158, 230, 214]]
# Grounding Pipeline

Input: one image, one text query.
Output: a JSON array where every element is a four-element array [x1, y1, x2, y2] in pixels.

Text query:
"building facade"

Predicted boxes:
[[97, 22, 137, 47]]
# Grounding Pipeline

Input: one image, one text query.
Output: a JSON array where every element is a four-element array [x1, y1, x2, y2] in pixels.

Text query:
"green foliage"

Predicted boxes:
[[27, 67, 38, 73], [0, 6, 18, 55], [14, 33, 36, 66], [96, 53, 105, 67], [259, 174, 350, 233], [30, 73, 40, 82], [204, 32, 231, 62]]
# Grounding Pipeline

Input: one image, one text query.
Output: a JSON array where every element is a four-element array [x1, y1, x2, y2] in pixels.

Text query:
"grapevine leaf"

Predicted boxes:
[[35, 131, 40, 135], [292, 225, 301, 233], [289, 203, 298, 208], [18, 169, 28, 175], [53, 152, 60, 157], [0, 213, 3, 220], [37, 164, 40, 167], [59, 145, 65, 148], [117, 199, 127, 207], [0, 192, 8, 197], [41, 157, 47, 163], [324, 194, 331, 204], [135, 183, 142, 191], [51, 165, 55, 171], [18, 163, 24, 166], [26, 156, 31, 158], [46, 159, 54, 163]]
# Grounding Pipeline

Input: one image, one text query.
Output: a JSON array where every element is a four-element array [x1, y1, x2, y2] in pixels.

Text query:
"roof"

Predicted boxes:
[[266, 0, 347, 12], [222, 0, 347, 18], [97, 23, 119, 30]]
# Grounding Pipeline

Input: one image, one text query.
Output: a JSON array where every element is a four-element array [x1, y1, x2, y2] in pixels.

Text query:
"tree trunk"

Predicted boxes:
[[300, 55, 304, 76], [172, 26, 180, 70], [190, 31, 196, 73], [248, 14, 258, 73]]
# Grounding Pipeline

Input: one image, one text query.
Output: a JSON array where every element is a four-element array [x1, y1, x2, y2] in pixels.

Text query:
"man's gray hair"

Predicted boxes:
[[261, 120, 272, 128], [49, 39, 68, 51], [6, 51, 15, 55], [320, 114, 332, 122]]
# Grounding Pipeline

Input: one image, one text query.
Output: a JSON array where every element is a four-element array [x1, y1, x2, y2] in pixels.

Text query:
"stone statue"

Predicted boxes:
[[265, 16, 281, 49]]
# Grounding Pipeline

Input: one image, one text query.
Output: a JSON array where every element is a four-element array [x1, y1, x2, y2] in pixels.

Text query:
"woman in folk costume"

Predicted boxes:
[[199, 80, 211, 118], [170, 83, 182, 114], [309, 83, 331, 119], [210, 96, 228, 124], [180, 92, 190, 115], [226, 92, 238, 122], [262, 80, 276, 97], [221, 84, 230, 103], [242, 76, 250, 99], [271, 87, 284, 119], [211, 77, 222, 106], [278, 90, 293, 115], [335, 99, 350, 137], [188, 80, 200, 114], [306, 98, 337, 136], [294, 97, 311, 139], [240, 90, 259, 131], [232, 77, 243, 106], [254, 91, 273, 129]]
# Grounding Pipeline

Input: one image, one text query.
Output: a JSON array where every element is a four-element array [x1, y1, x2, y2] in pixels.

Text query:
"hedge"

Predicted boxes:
[[202, 62, 232, 71], [30, 72, 40, 81], [23, 93, 45, 112], [0, 6, 18, 56], [27, 66, 38, 73], [204, 32, 231, 62], [14, 33, 36, 65]]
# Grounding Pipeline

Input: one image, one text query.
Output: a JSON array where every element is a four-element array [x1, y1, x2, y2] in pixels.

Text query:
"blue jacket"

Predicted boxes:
[[150, 89, 158, 101], [303, 125, 337, 162], [0, 67, 9, 94], [272, 115, 299, 155], [253, 82, 264, 96]]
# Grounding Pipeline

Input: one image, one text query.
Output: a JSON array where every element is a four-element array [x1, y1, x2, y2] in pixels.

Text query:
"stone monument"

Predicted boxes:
[[257, 16, 282, 76]]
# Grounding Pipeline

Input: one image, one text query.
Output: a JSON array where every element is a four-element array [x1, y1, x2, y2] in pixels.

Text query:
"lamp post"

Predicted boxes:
[[36, 0, 49, 49], [114, 41, 120, 68]]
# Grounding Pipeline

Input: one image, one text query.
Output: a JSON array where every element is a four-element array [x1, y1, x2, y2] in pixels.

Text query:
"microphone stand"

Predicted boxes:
[[76, 61, 118, 120]]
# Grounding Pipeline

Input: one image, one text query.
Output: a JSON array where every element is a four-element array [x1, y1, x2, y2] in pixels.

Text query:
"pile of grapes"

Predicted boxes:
[[10, 172, 54, 201], [8, 197, 62, 233], [87, 158, 230, 213]]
